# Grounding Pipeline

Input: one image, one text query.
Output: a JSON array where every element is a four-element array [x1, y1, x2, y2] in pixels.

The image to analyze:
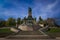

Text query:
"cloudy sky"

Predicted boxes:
[[0, 0, 60, 20]]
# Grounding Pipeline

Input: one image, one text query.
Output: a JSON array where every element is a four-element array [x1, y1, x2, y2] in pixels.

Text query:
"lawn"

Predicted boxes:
[[46, 27, 60, 37], [0, 28, 14, 37], [47, 28, 60, 33]]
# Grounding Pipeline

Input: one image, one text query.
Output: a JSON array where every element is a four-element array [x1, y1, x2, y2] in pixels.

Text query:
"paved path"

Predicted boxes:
[[0, 38, 60, 40], [0, 27, 10, 29]]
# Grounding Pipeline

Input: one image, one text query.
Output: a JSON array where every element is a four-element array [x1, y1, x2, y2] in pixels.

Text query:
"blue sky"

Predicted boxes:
[[0, 0, 60, 20]]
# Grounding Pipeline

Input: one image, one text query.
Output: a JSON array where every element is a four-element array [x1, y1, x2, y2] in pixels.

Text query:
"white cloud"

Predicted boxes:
[[33, 0, 58, 19], [0, 0, 60, 20]]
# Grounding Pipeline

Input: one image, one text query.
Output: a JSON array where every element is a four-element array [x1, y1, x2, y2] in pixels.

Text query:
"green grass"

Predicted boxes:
[[0, 28, 14, 37], [0, 28, 13, 33], [47, 28, 60, 33], [46, 28, 60, 37]]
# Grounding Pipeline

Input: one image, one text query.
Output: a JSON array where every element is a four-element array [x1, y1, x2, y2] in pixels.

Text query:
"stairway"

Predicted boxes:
[[6, 31, 53, 39], [7, 35, 51, 39]]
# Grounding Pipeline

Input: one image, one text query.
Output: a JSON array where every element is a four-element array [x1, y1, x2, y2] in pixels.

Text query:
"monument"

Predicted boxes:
[[9, 7, 51, 39], [24, 7, 35, 26], [18, 7, 41, 31]]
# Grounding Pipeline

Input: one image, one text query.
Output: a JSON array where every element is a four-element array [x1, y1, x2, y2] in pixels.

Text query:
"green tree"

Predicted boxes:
[[17, 18, 21, 25], [6, 17, 16, 26], [39, 16, 43, 21], [34, 17, 36, 22], [21, 20, 23, 24], [38, 16, 43, 24], [0, 19, 6, 27]]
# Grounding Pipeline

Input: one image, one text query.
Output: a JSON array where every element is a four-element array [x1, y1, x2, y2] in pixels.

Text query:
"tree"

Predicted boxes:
[[38, 16, 43, 24], [21, 20, 23, 24], [6, 17, 16, 26], [39, 16, 43, 21], [47, 18, 55, 27], [34, 17, 36, 22], [0, 19, 6, 27], [17, 18, 21, 25]]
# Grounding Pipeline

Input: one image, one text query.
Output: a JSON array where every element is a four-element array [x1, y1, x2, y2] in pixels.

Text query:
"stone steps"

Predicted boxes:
[[17, 31, 43, 35], [0, 38, 57, 40], [6, 31, 55, 39], [6, 35, 52, 39]]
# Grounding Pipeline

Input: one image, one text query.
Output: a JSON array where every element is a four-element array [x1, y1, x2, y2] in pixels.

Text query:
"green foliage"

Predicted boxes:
[[39, 16, 43, 21], [17, 18, 21, 25], [0, 28, 14, 37], [21, 20, 23, 24], [0, 20, 6, 27], [0, 28, 13, 33], [47, 28, 60, 33], [6, 17, 16, 26], [38, 16, 43, 24], [34, 17, 36, 22], [46, 28, 60, 37]]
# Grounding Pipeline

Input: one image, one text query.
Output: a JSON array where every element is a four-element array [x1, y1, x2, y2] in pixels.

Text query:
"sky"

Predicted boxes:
[[0, 0, 60, 20]]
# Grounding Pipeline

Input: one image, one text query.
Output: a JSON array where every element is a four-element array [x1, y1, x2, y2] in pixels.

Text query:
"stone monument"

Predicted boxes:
[[9, 7, 51, 39], [18, 7, 41, 31], [24, 7, 34, 26]]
